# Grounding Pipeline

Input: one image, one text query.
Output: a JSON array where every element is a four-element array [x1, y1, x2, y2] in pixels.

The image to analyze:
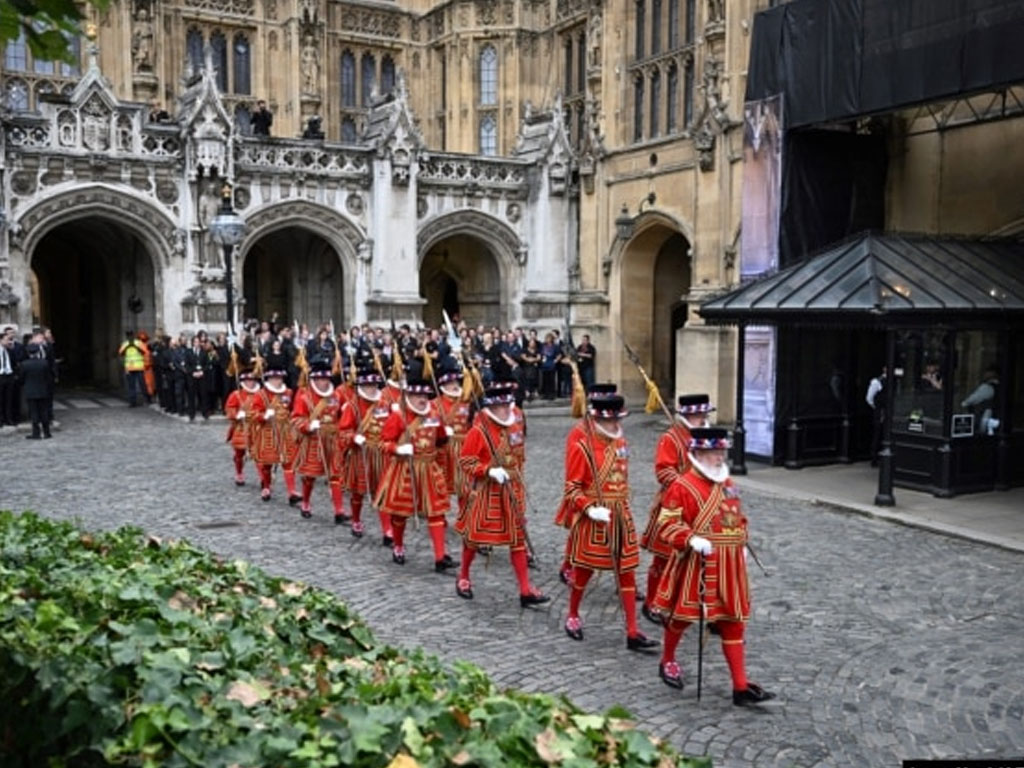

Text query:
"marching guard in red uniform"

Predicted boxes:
[[291, 356, 356, 521], [556, 383, 618, 585], [640, 394, 714, 623], [224, 356, 262, 487], [651, 427, 775, 705], [375, 362, 455, 571], [558, 392, 659, 652], [343, 362, 392, 540], [436, 357, 474, 505], [249, 354, 299, 502], [454, 379, 549, 606]]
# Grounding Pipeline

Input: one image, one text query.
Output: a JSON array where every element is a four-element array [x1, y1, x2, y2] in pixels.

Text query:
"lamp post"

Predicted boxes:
[[613, 192, 657, 243], [208, 184, 246, 334]]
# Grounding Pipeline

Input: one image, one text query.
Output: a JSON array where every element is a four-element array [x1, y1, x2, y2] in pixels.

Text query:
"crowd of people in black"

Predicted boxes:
[[137, 314, 598, 419], [0, 324, 59, 439]]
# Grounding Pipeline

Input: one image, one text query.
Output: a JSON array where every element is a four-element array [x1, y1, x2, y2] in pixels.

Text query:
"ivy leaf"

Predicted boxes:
[[401, 716, 424, 757], [224, 680, 271, 708]]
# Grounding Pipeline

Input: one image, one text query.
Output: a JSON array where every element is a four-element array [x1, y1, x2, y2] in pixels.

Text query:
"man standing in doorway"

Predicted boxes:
[[117, 331, 146, 407]]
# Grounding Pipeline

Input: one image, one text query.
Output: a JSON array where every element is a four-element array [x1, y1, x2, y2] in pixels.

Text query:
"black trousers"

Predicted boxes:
[[28, 397, 50, 436], [0, 373, 17, 425]]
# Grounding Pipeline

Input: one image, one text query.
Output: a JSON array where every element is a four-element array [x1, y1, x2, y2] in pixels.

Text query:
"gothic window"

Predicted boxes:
[[211, 31, 228, 91], [633, 76, 644, 142], [651, 0, 661, 55], [667, 63, 678, 133], [63, 35, 81, 77], [340, 51, 356, 106], [635, 0, 645, 59], [564, 39, 572, 95], [186, 28, 203, 74], [235, 104, 251, 135], [577, 33, 586, 92], [576, 103, 585, 147], [381, 55, 396, 94], [650, 69, 661, 137], [5, 79, 28, 112], [233, 35, 251, 94], [684, 59, 694, 125], [480, 114, 497, 155], [361, 52, 375, 106], [685, 0, 696, 44], [341, 117, 357, 142], [668, 0, 679, 48], [479, 45, 497, 106], [4, 30, 27, 72]]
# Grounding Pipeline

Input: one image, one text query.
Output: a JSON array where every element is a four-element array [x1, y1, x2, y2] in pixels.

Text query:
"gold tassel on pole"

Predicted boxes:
[[295, 346, 310, 389], [569, 360, 586, 419], [644, 378, 662, 414]]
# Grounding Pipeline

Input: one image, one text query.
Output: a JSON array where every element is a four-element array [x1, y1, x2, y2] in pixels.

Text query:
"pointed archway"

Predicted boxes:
[[419, 234, 502, 328], [31, 218, 158, 388], [242, 227, 344, 328], [619, 225, 691, 399]]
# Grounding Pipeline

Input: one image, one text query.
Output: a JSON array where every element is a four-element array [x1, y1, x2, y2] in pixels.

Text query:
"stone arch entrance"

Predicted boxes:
[[417, 211, 521, 329], [30, 218, 159, 388], [618, 220, 692, 398], [238, 202, 361, 328]]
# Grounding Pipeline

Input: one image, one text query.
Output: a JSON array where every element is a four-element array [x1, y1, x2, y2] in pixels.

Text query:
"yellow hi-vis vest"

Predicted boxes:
[[119, 340, 145, 372]]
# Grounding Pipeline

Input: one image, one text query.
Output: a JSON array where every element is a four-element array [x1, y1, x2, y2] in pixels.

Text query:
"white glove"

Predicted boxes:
[[587, 506, 611, 524], [488, 467, 509, 484], [264, 408, 275, 420], [308, 419, 321, 432], [445, 426, 455, 437], [235, 410, 246, 420], [395, 443, 413, 457], [353, 434, 367, 447], [689, 535, 713, 556], [390, 402, 401, 412]]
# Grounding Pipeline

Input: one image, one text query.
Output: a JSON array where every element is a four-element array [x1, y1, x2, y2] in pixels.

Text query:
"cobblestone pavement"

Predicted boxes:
[[4, 403, 1023, 768]]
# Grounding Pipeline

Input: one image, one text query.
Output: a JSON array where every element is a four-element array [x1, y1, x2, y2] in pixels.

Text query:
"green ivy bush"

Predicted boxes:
[[0, 512, 708, 768]]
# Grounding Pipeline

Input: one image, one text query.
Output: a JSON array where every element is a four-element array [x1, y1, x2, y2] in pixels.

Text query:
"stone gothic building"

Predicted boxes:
[[0, 0, 758, 411]]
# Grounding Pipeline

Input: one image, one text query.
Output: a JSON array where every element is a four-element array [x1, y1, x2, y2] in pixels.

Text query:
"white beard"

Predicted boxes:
[[485, 407, 514, 426], [442, 384, 463, 398], [594, 420, 622, 440], [689, 452, 730, 484]]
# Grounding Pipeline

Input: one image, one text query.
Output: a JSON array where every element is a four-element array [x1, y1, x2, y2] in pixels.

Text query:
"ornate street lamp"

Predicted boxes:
[[614, 192, 657, 242], [208, 183, 246, 334]]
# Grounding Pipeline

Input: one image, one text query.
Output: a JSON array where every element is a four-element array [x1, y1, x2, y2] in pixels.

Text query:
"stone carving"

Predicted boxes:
[[57, 111, 76, 146], [556, 0, 585, 21], [234, 138, 370, 181], [346, 192, 364, 215], [341, 9, 402, 38], [132, 5, 155, 72], [411, 19, 420, 41], [11, 172, 37, 196], [357, 239, 373, 262], [417, 209, 521, 265], [300, 0, 318, 24], [269, 31, 278, 51], [300, 31, 321, 95], [417, 154, 528, 192], [233, 186, 250, 209], [433, 11, 445, 37], [243, 200, 363, 253], [477, 0, 497, 26], [184, 0, 254, 16], [504, 0, 514, 23], [588, 13, 602, 68], [506, 202, 521, 223], [0, 282, 20, 309], [417, 196, 428, 219], [82, 94, 110, 152], [156, 179, 179, 204], [266, 0, 276, 20], [691, 56, 731, 172], [694, 123, 715, 171], [707, 0, 724, 23], [117, 115, 134, 151]]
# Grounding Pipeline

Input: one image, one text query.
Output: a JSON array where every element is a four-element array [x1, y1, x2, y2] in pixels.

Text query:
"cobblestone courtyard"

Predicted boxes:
[[4, 402, 1023, 767]]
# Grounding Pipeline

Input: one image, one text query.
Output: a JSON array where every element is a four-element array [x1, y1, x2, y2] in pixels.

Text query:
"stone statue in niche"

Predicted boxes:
[[588, 13, 602, 68], [132, 6, 155, 71], [300, 33, 320, 94], [707, 0, 724, 23]]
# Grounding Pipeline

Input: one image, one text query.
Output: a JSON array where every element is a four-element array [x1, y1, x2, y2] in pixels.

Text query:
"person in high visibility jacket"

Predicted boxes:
[[117, 331, 146, 407]]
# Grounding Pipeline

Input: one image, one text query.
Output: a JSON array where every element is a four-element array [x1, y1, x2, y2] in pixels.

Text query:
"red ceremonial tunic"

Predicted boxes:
[[553, 419, 588, 528], [225, 385, 262, 453], [640, 423, 693, 558], [437, 392, 474, 499], [290, 385, 351, 479], [650, 468, 750, 624], [250, 385, 298, 467], [343, 390, 391, 496], [562, 426, 640, 572], [374, 403, 450, 519], [454, 408, 527, 548]]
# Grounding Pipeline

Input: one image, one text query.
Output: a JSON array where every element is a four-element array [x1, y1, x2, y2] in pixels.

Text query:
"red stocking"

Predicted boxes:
[[618, 570, 639, 636], [350, 494, 363, 524], [379, 509, 392, 537], [391, 517, 406, 549], [330, 481, 344, 516], [233, 448, 245, 475], [568, 567, 593, 618], [427, 518, 447, 561], [718, 621, 748, 690], [510, 548, 531, 595], [646, 556, 665, 607], [259, 464, 272, 490], [460, 543, 477, 581], [301, 476, 315, 508], [284, 469, 297, 497], [662, 620, 688, 665]]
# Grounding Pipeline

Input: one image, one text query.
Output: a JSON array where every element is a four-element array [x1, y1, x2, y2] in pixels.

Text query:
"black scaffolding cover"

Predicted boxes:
[[747, 0, 1024, 129]]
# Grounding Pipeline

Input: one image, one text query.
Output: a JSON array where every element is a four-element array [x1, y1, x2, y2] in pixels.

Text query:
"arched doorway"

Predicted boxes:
[[420, 234, 502, 328], [31, 218, 157, 388], [620, 225, 691, 398], [242, 228, 344, 328]]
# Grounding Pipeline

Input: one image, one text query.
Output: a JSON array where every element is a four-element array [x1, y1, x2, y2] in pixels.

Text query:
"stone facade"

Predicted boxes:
[[0, 0, 761, 404]]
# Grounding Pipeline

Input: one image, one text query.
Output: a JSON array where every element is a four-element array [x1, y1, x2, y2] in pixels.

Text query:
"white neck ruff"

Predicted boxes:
[[485, 407, 515, 427], [241, 381, 261, 393], [405, 398, 430, 416], [312, 381, 334, 398], [594, 420, 622, 440], [689, 452, 730, 484], [264, 381, 286, 394], [358, 386, 381, 402]]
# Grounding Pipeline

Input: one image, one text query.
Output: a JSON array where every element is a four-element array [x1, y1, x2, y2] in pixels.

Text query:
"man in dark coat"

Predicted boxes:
[[19, 339, 54, 439]]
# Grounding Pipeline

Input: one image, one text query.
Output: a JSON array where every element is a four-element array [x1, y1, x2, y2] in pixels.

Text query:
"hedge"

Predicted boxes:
[[0, 512, 708, 768]]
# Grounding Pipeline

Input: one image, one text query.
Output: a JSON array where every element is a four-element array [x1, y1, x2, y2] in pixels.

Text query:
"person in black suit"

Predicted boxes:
[[184, 335, 212, 421], [1, 326, 21, 427], [18, 338, 54, 439]]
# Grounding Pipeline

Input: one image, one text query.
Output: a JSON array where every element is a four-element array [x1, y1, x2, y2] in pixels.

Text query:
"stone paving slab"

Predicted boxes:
[[3, 408, 1023, 768]]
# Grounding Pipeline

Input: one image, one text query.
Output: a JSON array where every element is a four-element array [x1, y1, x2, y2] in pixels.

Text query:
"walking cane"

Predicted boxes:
[[697, 552, 707, 702]]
